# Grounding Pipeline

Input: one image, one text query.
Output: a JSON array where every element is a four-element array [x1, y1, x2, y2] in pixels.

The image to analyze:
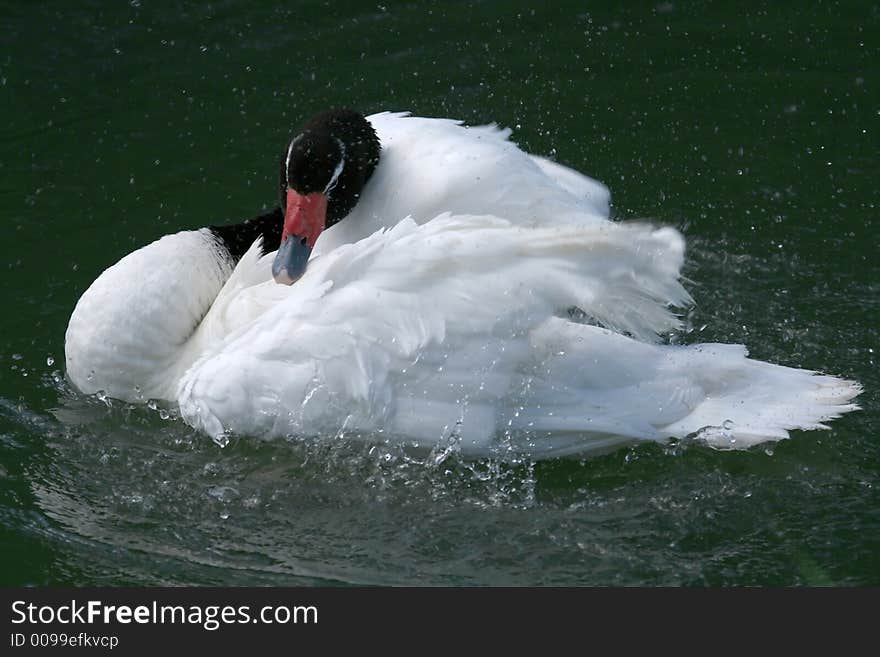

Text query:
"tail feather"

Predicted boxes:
[[515, 319, 861, 452]]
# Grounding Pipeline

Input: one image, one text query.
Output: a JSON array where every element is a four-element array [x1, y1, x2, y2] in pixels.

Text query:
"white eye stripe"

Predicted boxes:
[[324, 137, 346, 195], [285, 134, 346, 195], [284, 135, 303, 187]]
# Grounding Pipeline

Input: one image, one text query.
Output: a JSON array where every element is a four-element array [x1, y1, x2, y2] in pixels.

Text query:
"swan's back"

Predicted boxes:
[[312, 112, 611, 257]]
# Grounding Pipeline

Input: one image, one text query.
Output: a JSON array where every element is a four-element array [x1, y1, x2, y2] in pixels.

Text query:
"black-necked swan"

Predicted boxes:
[[64, 109, 861, 457]]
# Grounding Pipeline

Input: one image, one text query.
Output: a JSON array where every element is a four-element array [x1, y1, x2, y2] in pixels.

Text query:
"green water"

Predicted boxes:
[[1, 1, 877, 585]]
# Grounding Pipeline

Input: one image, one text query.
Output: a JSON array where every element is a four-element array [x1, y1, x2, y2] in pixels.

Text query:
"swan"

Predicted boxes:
[[64, 110, 861, 457]]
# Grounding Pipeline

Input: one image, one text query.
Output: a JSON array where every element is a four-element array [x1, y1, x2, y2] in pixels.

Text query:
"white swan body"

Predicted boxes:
[[175, 215, 859, 456], [64, 113, 861, 457]]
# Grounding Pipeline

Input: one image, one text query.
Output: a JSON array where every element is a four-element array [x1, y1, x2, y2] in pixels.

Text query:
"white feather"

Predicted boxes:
[[312, 112, 612, 257], [65, 229, 232, 401], [177, 215, 859, 456]]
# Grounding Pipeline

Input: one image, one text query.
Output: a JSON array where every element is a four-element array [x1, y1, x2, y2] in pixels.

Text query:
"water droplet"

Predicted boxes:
[[46, 356, 54, 367], [722, 419, 734, 430], [764, 445, 775, 457]]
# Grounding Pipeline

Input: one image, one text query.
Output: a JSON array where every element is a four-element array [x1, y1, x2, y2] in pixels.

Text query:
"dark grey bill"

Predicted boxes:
[[272, 235, 312, 285]]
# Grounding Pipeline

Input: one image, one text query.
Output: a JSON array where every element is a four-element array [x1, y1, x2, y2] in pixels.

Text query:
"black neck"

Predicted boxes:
[[210, 207, 283, 261]]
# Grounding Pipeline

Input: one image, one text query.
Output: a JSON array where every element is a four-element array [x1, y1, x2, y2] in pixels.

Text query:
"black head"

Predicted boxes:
[[211, 110, 381, 278], [271, 109, 381, 285], [279, 108, 381, 227]]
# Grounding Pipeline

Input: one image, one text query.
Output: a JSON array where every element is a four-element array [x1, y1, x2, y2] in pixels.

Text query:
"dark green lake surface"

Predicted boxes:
[[1, 1, 877, 585]]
